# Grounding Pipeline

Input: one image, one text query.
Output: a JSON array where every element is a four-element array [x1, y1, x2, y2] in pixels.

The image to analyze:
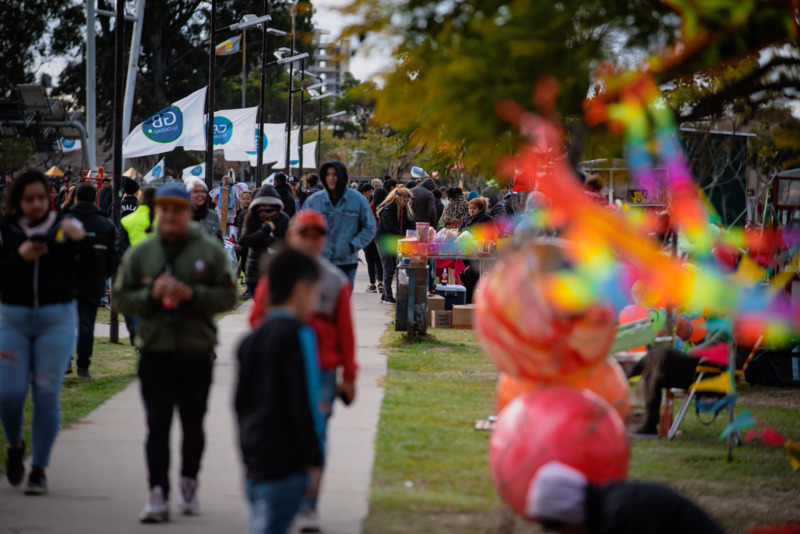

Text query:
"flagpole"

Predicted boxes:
[[111, 0, 125, 344], [256, 0, 269, 186], [241, 31, 247, 183], [205, 0, 216, 191]]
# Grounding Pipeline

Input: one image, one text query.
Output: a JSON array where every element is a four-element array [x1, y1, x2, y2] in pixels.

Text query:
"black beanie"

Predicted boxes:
[[123, 177, 140, 195]]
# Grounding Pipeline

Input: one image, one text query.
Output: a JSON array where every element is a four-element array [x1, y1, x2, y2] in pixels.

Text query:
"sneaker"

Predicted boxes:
[[139, 486, 170, 523], [378, 283, 384, 293], [23, 466, 46, 495], [297, 508, 322, 533], [177, 476, 200, 516], [365, 284, 377, 293], [6, 441, 25, 487], [77, 367, 92, 379], [382, 297, 396, 305]]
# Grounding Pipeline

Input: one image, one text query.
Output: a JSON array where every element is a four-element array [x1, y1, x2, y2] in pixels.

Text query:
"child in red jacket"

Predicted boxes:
[[248, 209, 357, 531]]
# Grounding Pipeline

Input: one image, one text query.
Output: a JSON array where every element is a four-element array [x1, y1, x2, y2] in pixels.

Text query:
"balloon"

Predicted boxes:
[[688, 316, 707, 343], [475, 243, 617, 381], [619, 304, 649, 352], [648, 307, 666, 333], [496, 358, 631, 420], [489, 388, 630, 516], [676, 316, 695, 341]]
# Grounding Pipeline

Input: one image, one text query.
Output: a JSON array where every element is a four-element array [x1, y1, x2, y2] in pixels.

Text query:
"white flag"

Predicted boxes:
[[301, 141, 318, 171], [182, 162, 206, 183], [209, 107, 257, 153], [273, 128, 300, 169], [123, 87, 207, 158], [143, 158, 166, 183], [224, 123, 286, 166], [60, 138, 82, 152]]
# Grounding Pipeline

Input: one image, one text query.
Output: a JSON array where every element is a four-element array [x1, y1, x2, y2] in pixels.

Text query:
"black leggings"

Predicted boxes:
[[364, 241, 383, 285], [139, 352, 213, 496], [380, 251, 397, 300]]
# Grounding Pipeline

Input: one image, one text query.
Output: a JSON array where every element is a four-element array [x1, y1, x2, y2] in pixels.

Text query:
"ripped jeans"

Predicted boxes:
[[0, 301, 77, 467]]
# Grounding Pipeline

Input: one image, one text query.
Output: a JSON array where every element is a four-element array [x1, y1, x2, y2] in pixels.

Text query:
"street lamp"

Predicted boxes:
[[354, 150, 367, 181], [300, 91, 334, 173]]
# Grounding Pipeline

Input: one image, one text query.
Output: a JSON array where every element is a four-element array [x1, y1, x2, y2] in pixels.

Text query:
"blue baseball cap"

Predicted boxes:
[[155, 183, 191, 206]]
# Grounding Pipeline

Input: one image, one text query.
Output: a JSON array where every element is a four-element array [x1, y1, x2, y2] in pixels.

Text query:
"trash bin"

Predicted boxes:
[[396, 265, 429, 335]]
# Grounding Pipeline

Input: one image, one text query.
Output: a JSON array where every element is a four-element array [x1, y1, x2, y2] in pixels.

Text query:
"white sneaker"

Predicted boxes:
[[139, 486, 170, 523], [297, 508, 322, 533], [177, 476, 200, 516]]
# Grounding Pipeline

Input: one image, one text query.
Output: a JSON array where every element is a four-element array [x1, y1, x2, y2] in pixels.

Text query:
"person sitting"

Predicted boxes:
[[459, 197, 494, 232], [442, 188, 468, 230], [528, 461, 725, 534]]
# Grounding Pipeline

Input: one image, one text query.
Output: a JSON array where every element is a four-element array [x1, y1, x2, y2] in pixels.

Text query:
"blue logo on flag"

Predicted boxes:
[[290, 147, 300, 166], [143, 105, 183, 144], [152, 165, 162, 178], [246, 129, 268, 155], [208, 116, 234, 145], [62, 139, 76, 149], [191, 165, 203, 176]]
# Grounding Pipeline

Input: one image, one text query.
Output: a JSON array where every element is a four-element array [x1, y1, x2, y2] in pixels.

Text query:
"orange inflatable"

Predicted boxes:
[[688, 316, 707, 343], [496, 358, 631, 420], [475, 243, 617, 381]]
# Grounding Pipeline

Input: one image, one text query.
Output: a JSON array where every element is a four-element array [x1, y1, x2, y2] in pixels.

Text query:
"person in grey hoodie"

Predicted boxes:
[[303, 161, 375, 287], [482, 185, 507, 221], [409, 177, 438, 226]]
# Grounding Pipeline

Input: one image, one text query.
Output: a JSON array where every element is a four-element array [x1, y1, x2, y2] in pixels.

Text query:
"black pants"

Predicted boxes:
[[631, 349, 700, 430], [138, 351, 213, 496], [460, 263, 481, 304], [380, 251, 397, 300], [364, 241, 383, 285], [76, 296, 100, 369]]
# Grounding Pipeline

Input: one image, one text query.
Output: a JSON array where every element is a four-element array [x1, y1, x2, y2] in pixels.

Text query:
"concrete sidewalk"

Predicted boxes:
[[1, 268, 389, 534]]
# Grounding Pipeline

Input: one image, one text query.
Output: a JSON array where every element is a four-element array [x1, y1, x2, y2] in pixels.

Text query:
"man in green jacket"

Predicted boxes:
[[114, 183, 237, 523]]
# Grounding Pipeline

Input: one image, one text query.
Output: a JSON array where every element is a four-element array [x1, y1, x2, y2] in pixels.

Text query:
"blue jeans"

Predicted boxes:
[[302, 369, 337, 511], [0, 301, 78, 467], [336, 266, 357, 291], [246, 473, 308, 534]]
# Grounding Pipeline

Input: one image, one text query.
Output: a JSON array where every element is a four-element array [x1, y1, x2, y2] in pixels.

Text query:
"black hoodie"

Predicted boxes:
[[319, 161, 349, 205], [239, 185, 290, 284], [69, 201, 118, 298], [410, 177, 438, 225]]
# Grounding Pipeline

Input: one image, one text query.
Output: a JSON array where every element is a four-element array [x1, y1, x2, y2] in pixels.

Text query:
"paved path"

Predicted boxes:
[[1, 267, 389, 534]]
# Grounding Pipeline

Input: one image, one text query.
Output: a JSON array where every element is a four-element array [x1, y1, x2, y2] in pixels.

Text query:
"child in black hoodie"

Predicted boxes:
[[235, 248, 324, 534]]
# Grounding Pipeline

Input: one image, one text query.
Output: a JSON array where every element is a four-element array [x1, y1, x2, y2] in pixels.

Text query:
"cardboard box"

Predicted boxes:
[[428, 294, 446, 312], [452, 304, 475, 329], [432, 310, 452, 329]]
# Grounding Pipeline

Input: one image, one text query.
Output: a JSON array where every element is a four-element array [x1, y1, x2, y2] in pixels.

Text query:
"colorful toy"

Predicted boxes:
[[489, 388, 629, 516]]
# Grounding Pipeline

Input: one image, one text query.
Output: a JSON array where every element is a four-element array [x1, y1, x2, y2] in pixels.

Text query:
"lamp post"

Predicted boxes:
[[354, 149, 367, 181], [296, 81, 326, 173], [272, 49, 309, 176], [318, 110, 346, 167]]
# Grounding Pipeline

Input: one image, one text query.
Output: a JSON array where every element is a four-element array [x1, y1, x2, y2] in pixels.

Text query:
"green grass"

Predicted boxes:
[[364, 327, 800, 534], [0, 337, 138, 473]]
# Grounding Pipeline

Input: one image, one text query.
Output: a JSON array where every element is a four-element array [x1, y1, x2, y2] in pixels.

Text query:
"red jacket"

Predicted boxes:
[[248, 258, 357, 381]]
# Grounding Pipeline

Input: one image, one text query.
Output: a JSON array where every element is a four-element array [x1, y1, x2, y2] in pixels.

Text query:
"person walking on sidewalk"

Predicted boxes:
[[0, 169, 87, 495], [68, 183, 117, 378], [376, 186, 415, 304], [248, 210, 358, 533], [303, 161, 375, 287], [113, 183, 237, 523], [359, 182, 382, 294], [238, 185, 290, 298], [236, 248, 325, 534], [187, 179, 223, 241]]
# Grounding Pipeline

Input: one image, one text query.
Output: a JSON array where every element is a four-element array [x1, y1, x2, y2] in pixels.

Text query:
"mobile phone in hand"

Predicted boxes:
[[338, 391, 352, 406]]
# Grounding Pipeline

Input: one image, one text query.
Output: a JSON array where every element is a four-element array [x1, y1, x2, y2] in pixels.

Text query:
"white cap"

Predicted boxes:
[[526, 461, 588, 523]]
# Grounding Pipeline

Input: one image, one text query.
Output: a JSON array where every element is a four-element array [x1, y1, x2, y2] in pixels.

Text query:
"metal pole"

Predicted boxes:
[[86, 0, 97, 170], [241, 30, 247, 182], [122, 0, 146, 139], [205, 0, 216, 190], [285, 4, 296, 175], [298, 60, 305, 174], [110, 0, 126, 343], [256, 0, 269, 186], [318, 99, 322, 168]]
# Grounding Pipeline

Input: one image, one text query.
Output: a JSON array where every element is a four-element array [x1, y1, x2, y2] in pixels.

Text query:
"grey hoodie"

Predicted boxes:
[[410, 177, 438, 226]]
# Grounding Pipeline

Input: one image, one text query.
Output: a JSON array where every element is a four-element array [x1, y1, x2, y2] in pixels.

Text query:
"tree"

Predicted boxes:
[[0, 1, 83, 96], [333, 72, 378, 138]]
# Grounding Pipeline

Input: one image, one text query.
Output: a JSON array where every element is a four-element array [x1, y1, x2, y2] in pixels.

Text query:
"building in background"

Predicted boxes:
[[307, 33, 352, 97]]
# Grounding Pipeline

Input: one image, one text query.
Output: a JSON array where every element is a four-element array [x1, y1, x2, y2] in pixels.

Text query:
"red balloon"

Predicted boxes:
[[676, 316, 695, 341], [688, 316, 707, 343], [489, 388, 630, 516], [475, 243, 617, 382]]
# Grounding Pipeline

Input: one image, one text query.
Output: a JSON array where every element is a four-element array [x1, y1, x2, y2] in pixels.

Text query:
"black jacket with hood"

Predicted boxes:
[[410, 178, 437, 225], [274, 179, 297, 219], [239, 185, 289, 284], [376, 201, 415, 238], [69, 201, 118, 299]]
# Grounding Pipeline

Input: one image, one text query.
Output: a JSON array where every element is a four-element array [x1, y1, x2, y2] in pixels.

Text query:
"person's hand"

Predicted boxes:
[[337, 379, 356, 405], [152, 273, 171, 300], [167, 279, 193, 303], [306, 467, 322, 497], [265, 220, 275, 231], [18, 240, 47, 261], [60, 219, 86, 241], [235, 244, 242, 253]]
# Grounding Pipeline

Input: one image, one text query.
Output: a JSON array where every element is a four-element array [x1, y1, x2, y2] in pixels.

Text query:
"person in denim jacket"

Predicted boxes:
[[302, 161, 375, 287]]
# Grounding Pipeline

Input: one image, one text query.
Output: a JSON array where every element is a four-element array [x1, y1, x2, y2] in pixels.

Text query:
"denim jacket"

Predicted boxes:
[[303, 162, 375, 266]]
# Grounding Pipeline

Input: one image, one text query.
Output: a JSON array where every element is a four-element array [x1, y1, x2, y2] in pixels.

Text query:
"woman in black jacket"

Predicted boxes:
[[0, 169, 87, 494], [376, 186, 415, 304], [459, 197, 494, 303], [238, 185, 289, 297]]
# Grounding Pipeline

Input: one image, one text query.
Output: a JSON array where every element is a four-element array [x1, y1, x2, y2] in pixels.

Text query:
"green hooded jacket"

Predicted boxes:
[[113, 222, 236, 356]]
